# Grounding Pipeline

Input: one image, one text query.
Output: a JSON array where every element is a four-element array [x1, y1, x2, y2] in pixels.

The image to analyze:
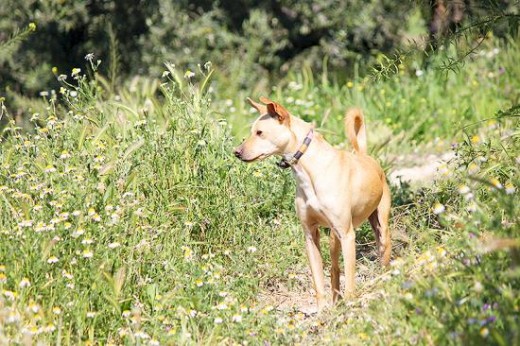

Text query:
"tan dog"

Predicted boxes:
[[234, 97, 391, 309]]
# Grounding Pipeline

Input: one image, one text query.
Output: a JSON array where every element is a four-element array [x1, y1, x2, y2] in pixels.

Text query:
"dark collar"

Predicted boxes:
[[278, 128, 314, 169]]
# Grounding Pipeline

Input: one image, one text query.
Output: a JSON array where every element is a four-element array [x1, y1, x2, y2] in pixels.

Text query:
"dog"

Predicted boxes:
[[234, 97, 391, 310]]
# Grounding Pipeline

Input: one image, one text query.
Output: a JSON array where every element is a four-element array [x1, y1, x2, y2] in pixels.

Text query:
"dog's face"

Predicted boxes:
[[234, 97, 293, 162]]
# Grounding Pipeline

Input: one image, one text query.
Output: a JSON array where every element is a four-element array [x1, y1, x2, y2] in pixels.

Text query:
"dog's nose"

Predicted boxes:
[[233, 147, 242, 159]]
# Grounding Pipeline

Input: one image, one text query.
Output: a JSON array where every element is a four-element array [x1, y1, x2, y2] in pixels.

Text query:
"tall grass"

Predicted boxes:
[[0, 36, 519, 344], [0, 65, 300, 344], [225, 36, 519, 151]]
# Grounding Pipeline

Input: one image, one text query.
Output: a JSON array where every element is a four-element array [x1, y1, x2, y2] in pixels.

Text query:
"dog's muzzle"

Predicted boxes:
[[233, 147, 243, 160]]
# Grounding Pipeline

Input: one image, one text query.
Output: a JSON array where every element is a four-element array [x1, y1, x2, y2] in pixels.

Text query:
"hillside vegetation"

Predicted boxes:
[[0, 3, 519, 345]]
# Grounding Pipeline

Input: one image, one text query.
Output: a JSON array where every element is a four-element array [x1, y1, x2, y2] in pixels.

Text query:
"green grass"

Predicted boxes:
[[0, 36, 519, 345], [227, 36, 519, 147]]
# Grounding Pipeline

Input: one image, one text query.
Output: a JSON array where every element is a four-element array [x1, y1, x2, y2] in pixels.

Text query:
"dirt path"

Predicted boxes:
[[388, 152, 455, 186]]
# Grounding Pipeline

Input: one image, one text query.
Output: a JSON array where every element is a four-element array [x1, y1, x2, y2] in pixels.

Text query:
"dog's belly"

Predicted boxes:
[[350, 165, 384, 226], [293, 161, 383, 229], [351, 201, 379, 228]]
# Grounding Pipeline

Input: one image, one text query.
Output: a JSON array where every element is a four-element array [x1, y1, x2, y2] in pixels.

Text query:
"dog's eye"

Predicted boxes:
[[256, 130, 263, 136]]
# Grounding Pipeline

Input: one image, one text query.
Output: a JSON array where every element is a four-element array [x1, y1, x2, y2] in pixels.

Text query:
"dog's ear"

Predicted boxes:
[[246, 97, 267, 114], [259, 97, 290, 124]]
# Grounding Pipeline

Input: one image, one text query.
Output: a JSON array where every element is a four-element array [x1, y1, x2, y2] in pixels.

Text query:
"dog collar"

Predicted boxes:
[[278, 128, 314, 169]]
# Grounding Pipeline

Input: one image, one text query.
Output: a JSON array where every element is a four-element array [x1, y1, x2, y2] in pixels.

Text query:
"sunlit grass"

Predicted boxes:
[[0, 37, 519, 344]]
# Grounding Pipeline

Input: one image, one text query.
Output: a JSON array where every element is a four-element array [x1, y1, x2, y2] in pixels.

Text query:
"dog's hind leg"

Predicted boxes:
[[329, 231, 341, 303], [368, 181, 391, 266]]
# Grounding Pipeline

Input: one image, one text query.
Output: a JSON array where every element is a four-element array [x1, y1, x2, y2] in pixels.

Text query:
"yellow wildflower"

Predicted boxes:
[[505, 182, 515, 194], [468, 162, 479, 175], [490, 178, 503, 189], [433, 202, 445, 215]]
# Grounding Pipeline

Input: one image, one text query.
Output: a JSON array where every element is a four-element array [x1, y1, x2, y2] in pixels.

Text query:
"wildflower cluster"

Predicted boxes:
[[390, 115, 520, 344], [0, 62, 299, 344]]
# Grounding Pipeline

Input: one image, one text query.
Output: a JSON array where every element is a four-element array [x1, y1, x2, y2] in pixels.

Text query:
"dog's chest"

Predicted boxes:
[[292, 165, 324, 214]]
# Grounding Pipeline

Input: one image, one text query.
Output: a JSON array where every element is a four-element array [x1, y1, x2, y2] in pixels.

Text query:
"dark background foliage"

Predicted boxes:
[[0, 0, 518, 96]]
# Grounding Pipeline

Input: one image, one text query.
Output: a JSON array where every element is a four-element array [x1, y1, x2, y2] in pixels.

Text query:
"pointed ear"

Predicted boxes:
[[259, 97, 290, 124], [259, 96, 273, 104], [246, 97, 267, 114]]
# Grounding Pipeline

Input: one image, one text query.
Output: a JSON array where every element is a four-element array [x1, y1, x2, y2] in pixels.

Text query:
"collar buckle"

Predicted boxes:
[[277, 128, 313, 169], [277, 159, 291, 169]]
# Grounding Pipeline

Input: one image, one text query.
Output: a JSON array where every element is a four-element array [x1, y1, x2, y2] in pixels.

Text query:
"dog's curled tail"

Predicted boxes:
[[345, 108, 367, 155]]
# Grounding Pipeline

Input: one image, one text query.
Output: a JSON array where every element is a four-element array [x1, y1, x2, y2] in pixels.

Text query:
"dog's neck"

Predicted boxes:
[[281, 115, 334, 170], [284, 116, 313, 153]]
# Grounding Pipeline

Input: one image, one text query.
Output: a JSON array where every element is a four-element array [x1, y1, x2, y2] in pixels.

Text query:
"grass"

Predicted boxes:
[[0, 35, 519, 345]]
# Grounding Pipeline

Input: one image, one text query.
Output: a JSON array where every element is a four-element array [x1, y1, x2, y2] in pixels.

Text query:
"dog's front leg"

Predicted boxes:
[[296, 191, 326, 310], [302, 223, 326, 310]]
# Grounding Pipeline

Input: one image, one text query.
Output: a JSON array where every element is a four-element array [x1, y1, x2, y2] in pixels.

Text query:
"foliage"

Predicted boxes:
[[0, 1, 520, 344], [1, 33, 520, 343], [1, 0, 518, 98], [311, 113, 520, 345], [0, 0, 156, 95], [0, 66, 298, 344], [225, 35, 519, 147], [0, 22, 36, 63]]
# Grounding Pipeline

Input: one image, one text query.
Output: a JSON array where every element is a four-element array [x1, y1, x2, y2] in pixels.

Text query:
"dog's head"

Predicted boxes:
[[233, 97, 293, 162]]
